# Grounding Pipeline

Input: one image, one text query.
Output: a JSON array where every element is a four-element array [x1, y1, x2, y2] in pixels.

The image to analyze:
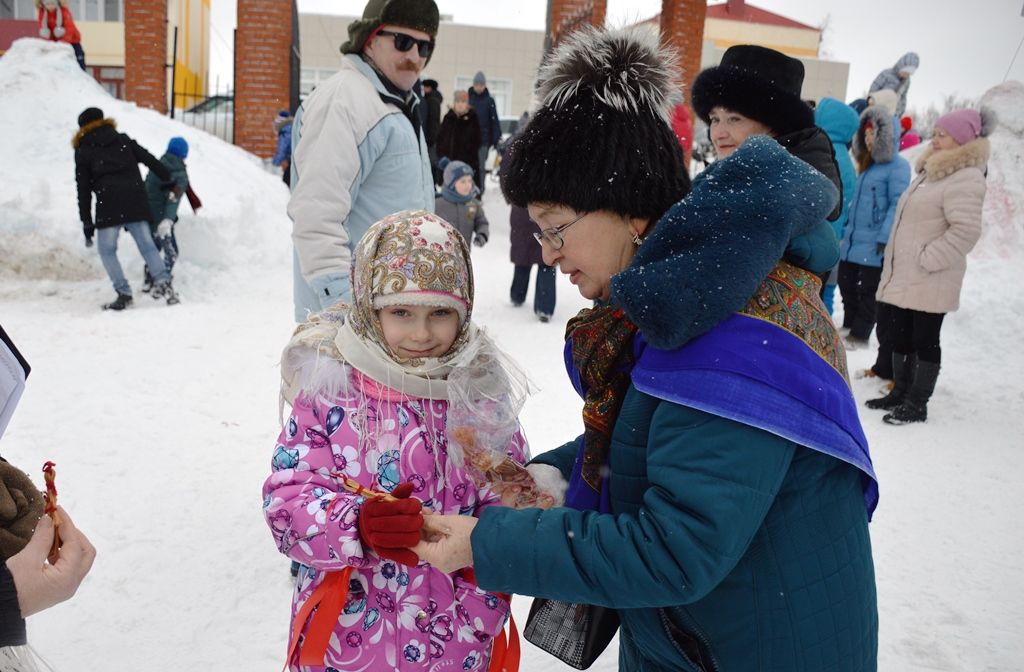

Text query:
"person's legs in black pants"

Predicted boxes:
[[534, 263, 556, 320], [837, 261, 860, 330], [870, 302, 894, 379], [510, 265, 531, 307], [848, 264, 883, 342], [866, 305, 913, 410], [882, 309, 945, 424]]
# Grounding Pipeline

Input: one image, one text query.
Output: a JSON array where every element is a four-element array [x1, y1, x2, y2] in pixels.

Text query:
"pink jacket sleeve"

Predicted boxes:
[[262, 392, 368, 570]]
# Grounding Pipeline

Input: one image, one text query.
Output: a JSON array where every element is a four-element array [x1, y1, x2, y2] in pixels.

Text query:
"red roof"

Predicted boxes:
[[705, 2, 817, 31]]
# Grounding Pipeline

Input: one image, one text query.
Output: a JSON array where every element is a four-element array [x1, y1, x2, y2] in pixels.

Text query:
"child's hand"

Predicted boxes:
[[358, 483, 423, 566]]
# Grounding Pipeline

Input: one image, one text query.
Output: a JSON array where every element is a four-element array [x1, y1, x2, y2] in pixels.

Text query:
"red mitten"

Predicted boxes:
[[358, 482, 423, 566]]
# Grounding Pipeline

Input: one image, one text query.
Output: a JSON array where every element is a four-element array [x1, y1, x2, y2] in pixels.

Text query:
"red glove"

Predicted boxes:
[[358, 482, 423, 566]]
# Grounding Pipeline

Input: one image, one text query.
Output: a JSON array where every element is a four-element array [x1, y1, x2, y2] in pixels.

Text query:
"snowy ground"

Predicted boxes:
[[2, 39, 1023, 672]]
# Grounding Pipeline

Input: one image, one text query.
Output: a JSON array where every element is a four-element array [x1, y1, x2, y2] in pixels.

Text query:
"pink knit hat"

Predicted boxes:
[[934, 109, 983, 145]]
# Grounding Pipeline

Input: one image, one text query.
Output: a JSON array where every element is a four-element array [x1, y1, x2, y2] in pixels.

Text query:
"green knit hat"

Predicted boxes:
[[340, 0, 440, 58]]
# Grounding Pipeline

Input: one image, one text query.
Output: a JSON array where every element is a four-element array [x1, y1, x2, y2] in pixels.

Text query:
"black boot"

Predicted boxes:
[[884, 361, 940, 425], [141, 267, 154, 293], [102, 293, 133, 311], [866, 353, 913, 410]]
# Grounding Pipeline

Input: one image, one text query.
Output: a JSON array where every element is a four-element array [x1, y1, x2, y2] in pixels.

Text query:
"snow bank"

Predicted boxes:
[[0, 38, 291, 297]]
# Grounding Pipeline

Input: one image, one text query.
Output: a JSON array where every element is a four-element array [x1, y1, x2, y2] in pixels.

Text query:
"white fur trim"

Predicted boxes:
[[373, 291, 467, 322], [526, 463, 568, 507]]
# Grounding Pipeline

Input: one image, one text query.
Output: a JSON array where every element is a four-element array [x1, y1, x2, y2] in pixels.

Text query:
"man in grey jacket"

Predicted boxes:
[[288, 0, 438, 322]]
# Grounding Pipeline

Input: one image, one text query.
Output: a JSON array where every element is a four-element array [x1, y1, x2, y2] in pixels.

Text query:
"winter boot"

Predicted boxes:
[[152, 280, 181, 305], [866, 353, 913, 410], [102, 293, 133, 311], [884, 360, 940, 425], [141, 267, 154, 293]]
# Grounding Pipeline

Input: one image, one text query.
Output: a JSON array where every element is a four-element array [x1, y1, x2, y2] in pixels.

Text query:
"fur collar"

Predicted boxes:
[[916, 137, 990, 180], [853, 106, 897, 164], [72, 118, 115, 149]]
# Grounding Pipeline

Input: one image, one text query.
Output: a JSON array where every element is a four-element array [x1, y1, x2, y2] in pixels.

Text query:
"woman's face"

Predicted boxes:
[[709, 106, 773, 159], [528, 203, 648, 301], [931, 126, 960, 152], [864, 125, 877, 152], [453, 94, 469, 115]]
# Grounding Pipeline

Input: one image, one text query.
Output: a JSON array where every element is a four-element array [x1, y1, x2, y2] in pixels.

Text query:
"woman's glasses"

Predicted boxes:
[[533, 211, 588, 250], [376, 30, 435, 59]]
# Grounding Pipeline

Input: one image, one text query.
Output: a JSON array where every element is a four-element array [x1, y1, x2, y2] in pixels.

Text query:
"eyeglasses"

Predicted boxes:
[[533, 211, 588, 250], [376, 30, 435, 59]]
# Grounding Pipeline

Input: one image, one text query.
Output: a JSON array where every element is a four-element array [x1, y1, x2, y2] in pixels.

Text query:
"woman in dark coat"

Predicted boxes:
[[413, 31, 878, 672], [508, 205, 556, 321], [435, 90, 482, 182]]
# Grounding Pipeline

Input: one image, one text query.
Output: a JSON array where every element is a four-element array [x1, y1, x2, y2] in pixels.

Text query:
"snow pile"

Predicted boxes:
[[0, 38, 291, 297], [977, 80, 1024, 258]]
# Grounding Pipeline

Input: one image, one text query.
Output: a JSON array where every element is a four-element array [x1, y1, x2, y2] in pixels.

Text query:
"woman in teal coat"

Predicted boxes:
[[413, 30, 879, 671]]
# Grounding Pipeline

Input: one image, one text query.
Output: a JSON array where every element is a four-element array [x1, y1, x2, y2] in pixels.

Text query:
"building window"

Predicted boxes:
[[6, 0, 36, 20], [300, 67, 338, 97], [454, 76, 513, 118], [60, 0, 122, 22]]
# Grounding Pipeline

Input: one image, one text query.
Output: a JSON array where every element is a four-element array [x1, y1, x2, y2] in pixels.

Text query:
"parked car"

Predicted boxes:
[[176, 94, 234, 143]]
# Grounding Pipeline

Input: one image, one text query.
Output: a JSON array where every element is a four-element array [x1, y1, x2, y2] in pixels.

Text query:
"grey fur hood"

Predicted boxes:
[[853, 106, 897, 164]]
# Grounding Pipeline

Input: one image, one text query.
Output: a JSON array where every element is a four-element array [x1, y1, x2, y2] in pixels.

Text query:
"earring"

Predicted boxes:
[[631, 231, 642, 246]]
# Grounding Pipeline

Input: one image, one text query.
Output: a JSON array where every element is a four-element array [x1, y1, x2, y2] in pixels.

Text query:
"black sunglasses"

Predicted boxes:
[[376, 30, 435, 59]]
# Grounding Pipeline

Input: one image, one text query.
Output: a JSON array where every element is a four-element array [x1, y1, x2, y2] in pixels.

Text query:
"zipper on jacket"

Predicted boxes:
[[878, 176, 923, 296], [658, 607, 722, 672]]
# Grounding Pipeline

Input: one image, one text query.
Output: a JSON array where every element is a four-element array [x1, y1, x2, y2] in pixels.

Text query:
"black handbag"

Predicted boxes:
[[522, 598, 620, 670]]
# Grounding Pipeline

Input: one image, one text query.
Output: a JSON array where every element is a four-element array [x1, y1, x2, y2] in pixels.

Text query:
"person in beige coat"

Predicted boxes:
[[867, 107, 995, 424]]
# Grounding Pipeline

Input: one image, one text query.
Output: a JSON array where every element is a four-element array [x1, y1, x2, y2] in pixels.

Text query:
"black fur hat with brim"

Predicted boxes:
[[500, 26, 689, 223], [340, 0, 439, 58], [691, 44, 814, 136]]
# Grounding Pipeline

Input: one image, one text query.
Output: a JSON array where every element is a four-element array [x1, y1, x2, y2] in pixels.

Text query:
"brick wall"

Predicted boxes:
[[548, 0, 607, 48], [660, 0, 707, 106], [235, 0, 293, 158], [124, 0, 167, 113]]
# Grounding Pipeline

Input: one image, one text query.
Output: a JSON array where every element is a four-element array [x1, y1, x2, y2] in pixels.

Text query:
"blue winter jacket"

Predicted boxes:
[[471, 138, 878, 671], [815, 98, 860, 242], [841, 107, 911, 267], [272, 122, 292, 166]]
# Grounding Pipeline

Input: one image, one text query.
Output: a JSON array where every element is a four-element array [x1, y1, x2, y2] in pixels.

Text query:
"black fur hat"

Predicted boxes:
[[77, 107, 103, 128], [499, 27, 689, 223], [691, 45, 814, 136]]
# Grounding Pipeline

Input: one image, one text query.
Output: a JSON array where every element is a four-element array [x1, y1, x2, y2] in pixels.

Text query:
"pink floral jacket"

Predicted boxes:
[[263, 372, 528, 671]]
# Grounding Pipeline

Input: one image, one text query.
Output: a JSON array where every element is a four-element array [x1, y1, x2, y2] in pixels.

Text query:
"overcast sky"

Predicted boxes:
[[211, 0, 1024, 114]]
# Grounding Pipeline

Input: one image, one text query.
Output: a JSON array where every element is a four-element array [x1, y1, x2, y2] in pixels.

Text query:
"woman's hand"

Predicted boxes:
[[6, 507, 96, 618], [412, 513, 477, 574]]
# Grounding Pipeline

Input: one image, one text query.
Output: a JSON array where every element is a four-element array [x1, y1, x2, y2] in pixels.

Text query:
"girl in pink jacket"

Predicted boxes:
[[264, 210, 541, 671]]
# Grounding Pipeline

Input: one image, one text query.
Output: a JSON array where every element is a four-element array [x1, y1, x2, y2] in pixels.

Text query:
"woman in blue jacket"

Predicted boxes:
[[838, 106, 911, 349], [413, 30, 879, 672]]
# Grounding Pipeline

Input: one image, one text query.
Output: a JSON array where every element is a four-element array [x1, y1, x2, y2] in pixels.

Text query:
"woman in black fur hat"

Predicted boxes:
[[413, 27, 878, 672]]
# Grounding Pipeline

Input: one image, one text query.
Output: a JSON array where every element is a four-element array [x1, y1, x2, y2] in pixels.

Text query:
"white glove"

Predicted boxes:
[[156, 219, 173, 237]]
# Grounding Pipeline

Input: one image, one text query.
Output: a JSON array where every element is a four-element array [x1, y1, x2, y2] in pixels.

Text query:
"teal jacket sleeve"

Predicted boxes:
[[471, 403, 796, 607], [527, 436, 581, 479], [784, 218, 841, 273]]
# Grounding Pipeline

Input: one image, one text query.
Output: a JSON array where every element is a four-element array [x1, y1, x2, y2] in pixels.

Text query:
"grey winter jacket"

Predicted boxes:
[[433, 196, 489, 247], [869, 52, 919, 117]]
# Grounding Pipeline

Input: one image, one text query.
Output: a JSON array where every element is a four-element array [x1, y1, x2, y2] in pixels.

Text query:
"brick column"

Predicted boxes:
[[124, 0, 168, 113], [235, 0, 293, 157], [660, 0, 706, 106], [547, 0, 607, 50]]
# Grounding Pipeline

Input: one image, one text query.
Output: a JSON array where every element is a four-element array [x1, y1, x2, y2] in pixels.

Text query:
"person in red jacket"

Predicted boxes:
[[36, 0, 85, 71]]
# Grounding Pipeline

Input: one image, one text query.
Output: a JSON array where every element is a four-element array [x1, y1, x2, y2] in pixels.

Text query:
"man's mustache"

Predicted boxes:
[[396, 60, 422, 73]]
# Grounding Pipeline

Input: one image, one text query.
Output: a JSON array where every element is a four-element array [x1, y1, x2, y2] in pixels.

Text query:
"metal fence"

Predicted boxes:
[[168, 26, 234, 144]]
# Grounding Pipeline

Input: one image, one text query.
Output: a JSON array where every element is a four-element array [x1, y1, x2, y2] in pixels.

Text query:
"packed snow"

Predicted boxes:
[[1, 39, 1022, 671]]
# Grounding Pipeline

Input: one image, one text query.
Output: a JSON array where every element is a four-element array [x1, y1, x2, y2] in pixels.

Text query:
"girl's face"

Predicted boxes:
[[454, 174, 474, 196], [931, 126, 960, 152], [453, 96, 469, 115], [864, 125, 877, 152], [378, 304, 460, 360], [708, 106, 773, 159], [528, 203, 648, 302]]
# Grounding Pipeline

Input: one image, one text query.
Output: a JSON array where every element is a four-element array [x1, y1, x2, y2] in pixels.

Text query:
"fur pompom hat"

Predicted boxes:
[[934, 108, 998, 146], [691, 44, 814, 136], [499, 26, 689, 223], [339, 0, 439, 62]]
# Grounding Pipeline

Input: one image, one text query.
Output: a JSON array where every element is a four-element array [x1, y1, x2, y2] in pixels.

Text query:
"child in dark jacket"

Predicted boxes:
[[433, 159, 488, 249], [143, 137, 190, 284]]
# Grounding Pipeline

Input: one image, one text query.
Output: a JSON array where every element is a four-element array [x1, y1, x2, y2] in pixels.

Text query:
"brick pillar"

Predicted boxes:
[[235, 0, 293, 157], [660, 0, 706, 107], [124, 0, 168, 113], [547, 0, 607, 50]]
